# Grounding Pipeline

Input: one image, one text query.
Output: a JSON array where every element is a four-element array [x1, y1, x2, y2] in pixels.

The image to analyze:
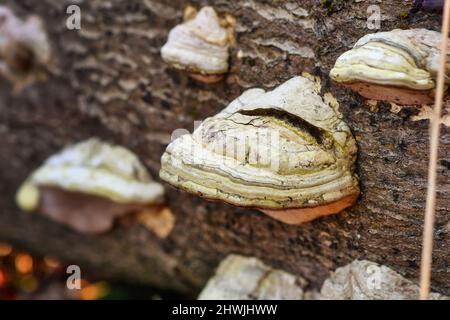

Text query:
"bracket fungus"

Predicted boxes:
[[198, 255, 305, 300], [330, 29, 449, 105], [320, 260, 447, 300], [15, 139, 170, 235], [160, 76, 359, 224], [0, 6, 51, 93], [160, 6, 234, 84]]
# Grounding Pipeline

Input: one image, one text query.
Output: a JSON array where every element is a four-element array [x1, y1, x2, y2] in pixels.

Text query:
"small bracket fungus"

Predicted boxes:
[[198, 255, 305, 300], [16, 139, 168, 235], [0, 6, 51, 93], [136, 206, 175, 239], [160, 6, 234, 84], [160, 76, 359, 224], [320, 260, 448, 300], [330, 29, 450, 105]]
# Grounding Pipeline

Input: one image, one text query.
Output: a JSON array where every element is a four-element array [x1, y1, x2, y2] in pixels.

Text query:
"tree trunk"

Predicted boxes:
[[1, 0, 449, 297]]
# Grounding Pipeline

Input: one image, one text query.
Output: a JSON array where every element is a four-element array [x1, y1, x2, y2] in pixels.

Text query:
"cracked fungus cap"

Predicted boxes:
[[330, 28, 450, 105], [160, 6, 233, 83], [159, 76, 359, 224], [0, 6, 51, 92], [16, 138, 166, 234]]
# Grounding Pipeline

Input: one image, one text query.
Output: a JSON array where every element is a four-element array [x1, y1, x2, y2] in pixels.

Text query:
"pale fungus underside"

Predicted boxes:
[[0, 6, 51, 93], [160, 6, 232, 83], [16, 139, 170, 235], [330, 28, 450, 105], [160, 76, 359, 224]]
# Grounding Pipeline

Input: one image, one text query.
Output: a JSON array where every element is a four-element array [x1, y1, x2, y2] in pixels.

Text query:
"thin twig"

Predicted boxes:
[[419, 0, 450, 300]]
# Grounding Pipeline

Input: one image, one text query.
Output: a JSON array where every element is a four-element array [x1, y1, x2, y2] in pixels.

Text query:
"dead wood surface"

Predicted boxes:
[[0, 0, 449, 297]]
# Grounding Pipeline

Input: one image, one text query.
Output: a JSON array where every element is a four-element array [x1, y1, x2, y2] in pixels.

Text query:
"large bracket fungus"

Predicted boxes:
[[160, 76, 359, 224], [0, 6, 51, 93], [16, 139, 170, 235], [160, 6, 234, 84], [330, 29, 449, 105]]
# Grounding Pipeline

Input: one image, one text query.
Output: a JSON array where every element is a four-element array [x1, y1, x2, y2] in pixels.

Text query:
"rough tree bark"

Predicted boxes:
[[1, 0, 449, 297]]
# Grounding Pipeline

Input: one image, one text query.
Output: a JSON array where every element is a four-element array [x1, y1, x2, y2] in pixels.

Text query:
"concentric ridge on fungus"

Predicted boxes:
[[330, 28, 450, 105], [159, 76, 359, 224], [160, 6, 232, 83]]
